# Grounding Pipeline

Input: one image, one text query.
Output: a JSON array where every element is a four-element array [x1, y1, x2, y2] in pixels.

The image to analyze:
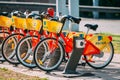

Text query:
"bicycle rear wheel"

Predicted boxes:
[[84, 42, 114, 69], [34, 38, 65, 71], [2, 33, 24, 65], [16, 36, 39, 68]]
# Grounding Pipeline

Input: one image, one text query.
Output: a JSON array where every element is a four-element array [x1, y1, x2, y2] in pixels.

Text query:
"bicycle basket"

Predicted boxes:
[[26, 18, 42, 31], [83, 34, 111, 55], [0, 16, 13, 28], [14, 17, 27, 29], [88, 34, 111, 50], [43, 19, 63, 33], [83, 40, 100, 55]]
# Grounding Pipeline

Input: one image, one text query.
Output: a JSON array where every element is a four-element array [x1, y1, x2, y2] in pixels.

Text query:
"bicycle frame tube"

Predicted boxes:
[[60, 33, 73, 53]]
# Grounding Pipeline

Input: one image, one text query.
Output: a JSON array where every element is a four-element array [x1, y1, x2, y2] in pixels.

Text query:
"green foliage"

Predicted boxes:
[[0, 67, 8, 71], [40, 78, 48, 80], [0, 68, 48, 80]]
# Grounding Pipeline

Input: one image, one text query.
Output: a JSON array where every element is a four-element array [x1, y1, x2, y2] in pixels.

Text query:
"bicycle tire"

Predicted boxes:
[[16, 35, 39, 68], [34, 38, 65, 71], [84, 42, 114, 69], [0, 31, 9, 61], [2, 33, 24, 65]]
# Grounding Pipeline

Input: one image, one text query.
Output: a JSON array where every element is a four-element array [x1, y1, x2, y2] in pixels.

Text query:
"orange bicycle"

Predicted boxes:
[[0, 11, 21, 62], [15, 10, 57, 68], [34, 15, 114, 71]]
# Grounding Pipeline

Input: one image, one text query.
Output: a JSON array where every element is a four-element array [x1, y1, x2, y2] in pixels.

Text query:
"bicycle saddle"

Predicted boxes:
[[85, 24, 98, 31]]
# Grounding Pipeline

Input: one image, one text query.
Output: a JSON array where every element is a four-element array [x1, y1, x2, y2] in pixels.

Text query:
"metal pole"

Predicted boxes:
[[56, 0, 67, 16], [68, 0, 79, 31], [56, 0, 69, 30], [63, 36, 84, 75], [93, 0, 99, 19]]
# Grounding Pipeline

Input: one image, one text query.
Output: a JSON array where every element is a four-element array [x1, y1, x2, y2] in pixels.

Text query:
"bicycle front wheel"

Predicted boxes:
[[34, 38, 65, 71], [16, 36, 39, 68], [0, 31, 9, 61], [2, 33, 24, 64], [84, 42, 114, 69]]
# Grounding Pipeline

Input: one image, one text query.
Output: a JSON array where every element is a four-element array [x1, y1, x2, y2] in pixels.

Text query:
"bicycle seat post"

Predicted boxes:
[[85, 27, 90, 39]]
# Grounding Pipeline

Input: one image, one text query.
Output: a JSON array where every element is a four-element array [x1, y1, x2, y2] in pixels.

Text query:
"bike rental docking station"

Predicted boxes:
[[48, 0, 95, 78], [62, 35, 86, 77], [49, 34, 95, 78]]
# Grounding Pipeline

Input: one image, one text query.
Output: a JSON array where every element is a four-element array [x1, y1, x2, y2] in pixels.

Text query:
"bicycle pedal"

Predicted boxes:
[[81, 62, 86, 67], [0, 61, 4, 64], [45, 71, 51, 74], [78, 63, 82, 66], [13, 64, 18, 67], [28, 68, 33, 70], [62, 59, 68, 63]]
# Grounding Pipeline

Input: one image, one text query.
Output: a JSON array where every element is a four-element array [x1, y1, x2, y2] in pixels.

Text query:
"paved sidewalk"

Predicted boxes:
[[0, 54, 120, 80]]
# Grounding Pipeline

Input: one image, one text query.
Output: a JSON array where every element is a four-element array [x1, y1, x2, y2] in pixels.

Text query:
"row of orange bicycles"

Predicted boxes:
[[0, 8, 114, 72]]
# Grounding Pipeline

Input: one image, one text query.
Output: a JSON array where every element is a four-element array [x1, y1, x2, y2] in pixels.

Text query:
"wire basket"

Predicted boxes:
[[14, 17, 27, 29], [26, 18, 42, 31], [43, 19, 63, 33], [0, 16, 13, 28]]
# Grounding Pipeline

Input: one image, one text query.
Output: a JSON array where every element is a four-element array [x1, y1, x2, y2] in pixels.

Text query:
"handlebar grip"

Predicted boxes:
[[71, 16, 81, 24], [60, 15, 81, 24]]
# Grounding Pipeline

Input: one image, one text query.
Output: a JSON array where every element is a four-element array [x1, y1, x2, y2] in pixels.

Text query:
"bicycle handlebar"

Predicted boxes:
[[11, 11, 26, 18], [60, 15, 81, 24], [11, 11, 46, 19], [27, 11, 53, 19], [0, 12, 9, 16]]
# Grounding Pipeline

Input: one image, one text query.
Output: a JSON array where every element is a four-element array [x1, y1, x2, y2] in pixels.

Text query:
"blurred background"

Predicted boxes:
[[0, 0, 120, 56], [0, 0, 119, 19]]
